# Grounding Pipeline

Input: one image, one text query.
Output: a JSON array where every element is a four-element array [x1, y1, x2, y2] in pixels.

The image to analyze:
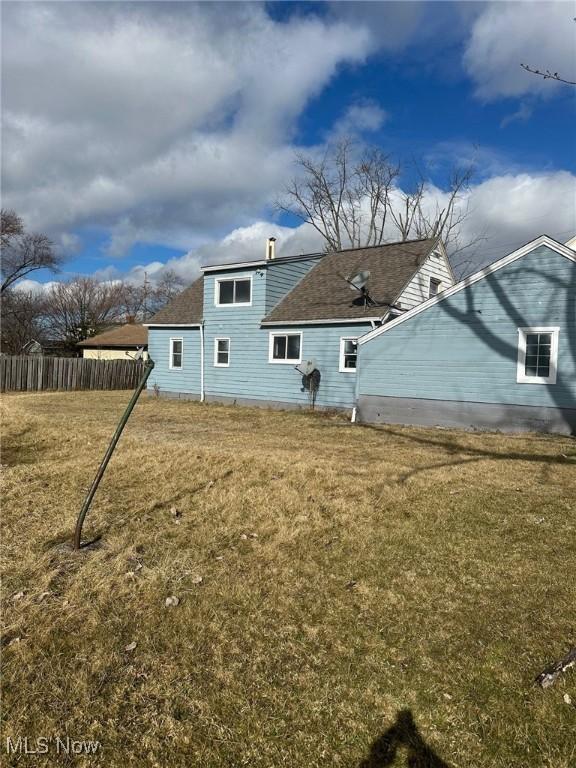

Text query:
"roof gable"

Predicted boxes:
[[145, 276, 204, 326], [263, 238, 437, 323], [359, 235, 576, 345]]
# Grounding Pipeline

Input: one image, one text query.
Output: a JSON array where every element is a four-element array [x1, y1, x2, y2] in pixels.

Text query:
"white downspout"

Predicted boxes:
[[200, 322, 205, 402]]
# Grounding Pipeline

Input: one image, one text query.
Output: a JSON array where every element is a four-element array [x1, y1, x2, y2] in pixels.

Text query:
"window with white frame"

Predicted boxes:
[[214, 337, 230, 367], [169, 338, 183, 369], [215, 276, 252, 306], [517, 327, 559, 384], [339, 337, 358, 372], [269, 332, 302, 363], [428, 277, 441, 298]]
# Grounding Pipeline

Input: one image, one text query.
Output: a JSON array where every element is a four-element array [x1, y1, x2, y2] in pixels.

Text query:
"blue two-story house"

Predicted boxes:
[[145, 237, 454, 409]]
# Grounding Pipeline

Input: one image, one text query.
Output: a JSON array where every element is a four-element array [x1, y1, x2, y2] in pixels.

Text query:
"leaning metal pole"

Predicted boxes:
[[73, 358, 155, 550]]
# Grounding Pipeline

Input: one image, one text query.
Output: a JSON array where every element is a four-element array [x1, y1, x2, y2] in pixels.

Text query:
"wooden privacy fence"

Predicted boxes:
[[0, 356, 145, 393]]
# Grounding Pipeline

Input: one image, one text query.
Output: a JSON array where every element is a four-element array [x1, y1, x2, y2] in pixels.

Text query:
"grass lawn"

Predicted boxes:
[[1, 391, 575, 767]]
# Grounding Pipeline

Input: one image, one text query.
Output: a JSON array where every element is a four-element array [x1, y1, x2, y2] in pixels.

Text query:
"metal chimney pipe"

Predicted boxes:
[[266, 237, 277, 261]]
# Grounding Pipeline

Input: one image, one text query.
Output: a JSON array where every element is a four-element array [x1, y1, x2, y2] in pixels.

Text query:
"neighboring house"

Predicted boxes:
[[78, 324, 148, 360], [357, 235, 576, 434], [145, 238, 454, 409]]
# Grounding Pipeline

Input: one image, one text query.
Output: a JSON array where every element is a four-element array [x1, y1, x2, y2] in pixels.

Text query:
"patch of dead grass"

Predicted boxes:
[[1, 391, 575, 767]]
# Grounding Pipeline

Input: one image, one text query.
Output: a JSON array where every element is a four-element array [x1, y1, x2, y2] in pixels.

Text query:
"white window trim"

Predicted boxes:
[[214, 274, 253, 307], [214, 337, 230, 368], [268, 331, 303, 364], [339, 337, 358, 373], [517, 327, 559, 385], [169, 337, 183, 370], [428, 276, 442, 298]]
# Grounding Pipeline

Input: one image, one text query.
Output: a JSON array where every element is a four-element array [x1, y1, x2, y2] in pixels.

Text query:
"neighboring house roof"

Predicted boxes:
[[358, 234, 576, 346], [145, 276, 204, 326], [78, 323, 148, 348], [262, 238, 438, 323]]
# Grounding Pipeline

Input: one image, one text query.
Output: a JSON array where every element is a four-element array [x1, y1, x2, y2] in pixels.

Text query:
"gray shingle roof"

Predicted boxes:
[[263, 238, 437, 323], [146, 276, 204, 325]]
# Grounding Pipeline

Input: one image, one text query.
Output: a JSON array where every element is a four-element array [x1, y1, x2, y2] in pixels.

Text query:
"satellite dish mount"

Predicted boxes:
[[343, 269, 377, 307]]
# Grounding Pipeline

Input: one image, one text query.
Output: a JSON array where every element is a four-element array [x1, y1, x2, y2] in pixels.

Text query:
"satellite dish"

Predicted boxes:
[[348, 270, 371, 291], [300, 359, 317, 376]]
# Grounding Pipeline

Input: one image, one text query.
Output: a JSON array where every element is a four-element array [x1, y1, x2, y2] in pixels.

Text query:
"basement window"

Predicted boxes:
[[517, 327, 559, 385], [215, 276, 252, 306], [169, 338, 183, 370], [428, 277, 441, 298], [214, 337, 230, 367], [339, 338, 358, 372], [269, 332, 302, 364]]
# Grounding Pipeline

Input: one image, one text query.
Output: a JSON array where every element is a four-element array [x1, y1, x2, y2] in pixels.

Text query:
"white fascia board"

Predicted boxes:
[[202, 261, 267, 272], [358, 234, 575, 346], [261, 317, 383, 327], [143, 323, 201, 328], [202, 253, 323, 273]]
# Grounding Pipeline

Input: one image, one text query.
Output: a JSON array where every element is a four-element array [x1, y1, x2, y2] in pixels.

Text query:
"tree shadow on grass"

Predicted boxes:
[[359, 710, 451, 768], [357, 423, 575, 484]]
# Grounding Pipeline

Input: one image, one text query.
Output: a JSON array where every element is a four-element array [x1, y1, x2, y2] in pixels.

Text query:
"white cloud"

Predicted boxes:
[[119, 220, 324, 285], [331, 101, 388, 138], [108, 170, 575, 285], [13, 279, 59, 295], [459, 170, 576, 262], [2, 2, 371, 252], [464, 1, 576, 100]]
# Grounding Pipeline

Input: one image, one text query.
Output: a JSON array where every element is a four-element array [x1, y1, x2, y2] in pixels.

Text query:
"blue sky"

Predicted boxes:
[[3, 1, 575, 287]]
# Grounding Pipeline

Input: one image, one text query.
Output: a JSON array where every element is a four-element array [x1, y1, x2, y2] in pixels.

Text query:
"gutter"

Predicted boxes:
[[200, 322, 205, 402], [261, 317, 383, 327]]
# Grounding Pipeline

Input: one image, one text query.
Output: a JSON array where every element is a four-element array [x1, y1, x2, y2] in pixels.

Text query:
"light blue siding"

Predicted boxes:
[[147, 327, 201, 395], [265, 257, 321, 313], [358, 245, 576, 409], [203, 264, 369, 408]]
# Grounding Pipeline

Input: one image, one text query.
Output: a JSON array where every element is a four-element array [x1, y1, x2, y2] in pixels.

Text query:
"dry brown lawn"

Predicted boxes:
[[1, 391, 575, 767]]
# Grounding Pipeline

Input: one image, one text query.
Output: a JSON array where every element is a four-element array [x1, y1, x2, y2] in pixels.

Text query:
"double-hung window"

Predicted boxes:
[[517, 327, 559, 384], [170, 338, 183, 370], [214, 337, 230, 367], [339, 337, 358, 372], [269, 332, 302, 364], [428, 277, 441, 298], [215, 277, 252, 306]]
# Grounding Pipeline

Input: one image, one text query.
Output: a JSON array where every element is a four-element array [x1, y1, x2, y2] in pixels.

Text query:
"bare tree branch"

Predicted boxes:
[[520, 17, 576, 87], [1, 209, 61, 293], [521, 63, 576, 86]]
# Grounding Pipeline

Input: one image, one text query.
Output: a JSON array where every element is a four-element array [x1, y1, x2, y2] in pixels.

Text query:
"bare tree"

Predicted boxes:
[[1, 209, 24, 248], [277, 139, 476, 257], [388, 164, 477, 258], [119, 269, 186, 321], [0, 289, 47, 354], [277, 140, 400, 252], [44, 277, 126, 350], [152, 269, 186, 307], [1, 209, 61, 293]]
